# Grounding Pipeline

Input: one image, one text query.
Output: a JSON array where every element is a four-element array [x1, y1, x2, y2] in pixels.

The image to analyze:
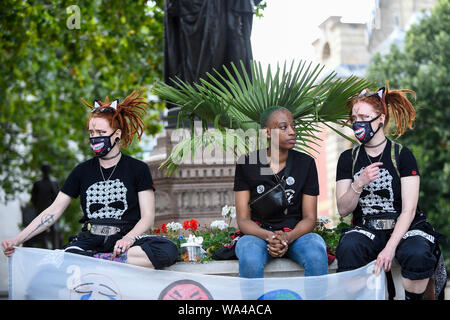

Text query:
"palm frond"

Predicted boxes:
[[153, 60, 374, 175], [159, 129, 249, 175]]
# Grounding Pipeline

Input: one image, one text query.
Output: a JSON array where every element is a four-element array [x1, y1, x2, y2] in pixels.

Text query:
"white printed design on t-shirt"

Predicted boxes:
[[354, 167, 395, 216], [285, 189, 295, 204], [85, 179, 128, 220]]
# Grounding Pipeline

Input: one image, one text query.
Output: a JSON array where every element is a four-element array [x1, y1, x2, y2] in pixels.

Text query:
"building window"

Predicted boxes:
[[322, 42, 331, 61]]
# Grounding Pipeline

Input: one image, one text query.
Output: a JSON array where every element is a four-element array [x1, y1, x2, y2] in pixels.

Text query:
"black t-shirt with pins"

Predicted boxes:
[[336, 139, 420, 224], [61, 154, 155, 225], [234, 148, 319, 230]]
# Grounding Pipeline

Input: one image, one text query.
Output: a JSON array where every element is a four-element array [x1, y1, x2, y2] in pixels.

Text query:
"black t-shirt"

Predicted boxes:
[[61, 154, 155, 224], [234, 149, 319, 230], [336, 139, 420, 224]]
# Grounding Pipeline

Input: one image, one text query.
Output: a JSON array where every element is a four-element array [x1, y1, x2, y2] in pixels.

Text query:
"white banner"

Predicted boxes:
[[9, 247, 385, 300]]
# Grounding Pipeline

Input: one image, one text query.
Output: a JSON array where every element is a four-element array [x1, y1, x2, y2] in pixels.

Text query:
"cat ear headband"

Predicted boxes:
[[358, 87, 385, 99], [91, 99, 119, 113], [357, 84, 389, 114]]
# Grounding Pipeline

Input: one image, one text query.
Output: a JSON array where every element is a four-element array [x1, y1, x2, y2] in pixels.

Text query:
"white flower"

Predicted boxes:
[[221, 205, 230, 217], [221, 205, 236, 219], [229, 206, 236, 218], [166, 222, 183, 232], [210, 220, 229, 231], [186, 234, 203, 245]]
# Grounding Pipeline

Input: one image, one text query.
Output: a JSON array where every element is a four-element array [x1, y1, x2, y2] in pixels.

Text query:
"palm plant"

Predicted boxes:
[[152, 60, 373, 175]]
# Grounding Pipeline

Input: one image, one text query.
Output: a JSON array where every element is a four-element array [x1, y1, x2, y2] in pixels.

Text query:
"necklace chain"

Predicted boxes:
[[366, 147, 385, 164], [99, 160, 119, 182], [365, 139, 387, 164]]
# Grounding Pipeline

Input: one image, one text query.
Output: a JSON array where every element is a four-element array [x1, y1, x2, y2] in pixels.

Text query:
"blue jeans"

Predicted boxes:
[[235, 232, 329, 278]]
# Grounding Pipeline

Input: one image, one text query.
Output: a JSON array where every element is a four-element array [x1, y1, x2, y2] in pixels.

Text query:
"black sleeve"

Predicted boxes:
[[336, 149, 353, 181], [398, 146, 420, 177], [60, 164, 82, 199], [233, 158, 250, 191], [302, 158, 319, 196], [135, 161, 156, 192]]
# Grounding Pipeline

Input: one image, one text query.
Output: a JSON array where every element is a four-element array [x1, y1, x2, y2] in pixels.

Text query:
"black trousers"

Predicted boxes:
[[336, 226, 438, 280]]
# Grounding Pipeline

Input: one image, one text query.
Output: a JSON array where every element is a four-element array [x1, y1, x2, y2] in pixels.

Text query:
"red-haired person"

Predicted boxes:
[[335, 83, 445, 300], [2, 91, 178, 270]]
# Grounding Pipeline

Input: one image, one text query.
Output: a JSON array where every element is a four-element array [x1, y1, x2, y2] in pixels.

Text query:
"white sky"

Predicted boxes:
[[251, 0, 375, 66]]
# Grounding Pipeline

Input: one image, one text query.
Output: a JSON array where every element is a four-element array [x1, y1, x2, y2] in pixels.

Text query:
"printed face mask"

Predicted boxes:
[[352, 114, 382, 144], [90, 130, 117, 158]]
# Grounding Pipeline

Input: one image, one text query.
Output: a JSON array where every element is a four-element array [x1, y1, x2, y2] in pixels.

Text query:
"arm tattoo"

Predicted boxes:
[[22, 214, 55, 243]]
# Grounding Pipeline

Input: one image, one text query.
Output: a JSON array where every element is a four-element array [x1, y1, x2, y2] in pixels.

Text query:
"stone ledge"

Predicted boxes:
[[165, 258, 338, 278]]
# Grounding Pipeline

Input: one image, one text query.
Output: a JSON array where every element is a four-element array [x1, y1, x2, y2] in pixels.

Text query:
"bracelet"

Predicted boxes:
[[123, 235, 136, 243], [351, 182, 362, 194]]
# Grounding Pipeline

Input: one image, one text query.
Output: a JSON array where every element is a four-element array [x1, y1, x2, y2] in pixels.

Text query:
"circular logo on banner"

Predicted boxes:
[[158, 279, 213, 300], [256, 185, 265, 194], [257, 289, 302, 300], [286, 176, 295, 186]]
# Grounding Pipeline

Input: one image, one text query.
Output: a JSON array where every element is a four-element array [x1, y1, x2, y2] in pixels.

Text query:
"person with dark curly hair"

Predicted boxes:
[[2, 90, 178, 270]]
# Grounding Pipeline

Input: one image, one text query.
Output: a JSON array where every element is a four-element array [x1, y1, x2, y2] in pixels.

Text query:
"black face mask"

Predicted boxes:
[[89, 130, 117, 158], [352, 114, 382, 144]]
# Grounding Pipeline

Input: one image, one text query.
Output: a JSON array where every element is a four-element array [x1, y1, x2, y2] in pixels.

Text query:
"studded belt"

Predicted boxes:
[[363, 218, 396, 230], [87, 223, 121, 236]]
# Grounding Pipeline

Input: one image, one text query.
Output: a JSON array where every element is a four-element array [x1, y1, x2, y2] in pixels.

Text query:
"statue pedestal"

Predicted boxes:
[[146, 130, 236, 228]]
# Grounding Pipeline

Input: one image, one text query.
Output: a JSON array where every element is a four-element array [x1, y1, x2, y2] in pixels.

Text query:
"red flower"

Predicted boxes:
[[183, 220, 190, 230], [155, 228, 161, 234], [412, 170, 417, 175], [161, 223, 167, 233], [189, 219, 198, 231]]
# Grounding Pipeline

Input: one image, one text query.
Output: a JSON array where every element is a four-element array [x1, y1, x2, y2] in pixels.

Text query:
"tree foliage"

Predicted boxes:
[[0, 0, 165, 204], [366, 0, 450, 266], [0, 0, 165, 241]]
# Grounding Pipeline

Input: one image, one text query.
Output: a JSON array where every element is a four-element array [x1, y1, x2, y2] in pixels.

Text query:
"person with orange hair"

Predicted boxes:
[[2, 90, 178, 270], [335, 83, 445, 300]]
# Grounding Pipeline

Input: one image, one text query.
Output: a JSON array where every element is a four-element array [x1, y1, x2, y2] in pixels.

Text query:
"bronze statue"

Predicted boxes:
[[163, 0, 261, 127], [164, 0, 259, 86]]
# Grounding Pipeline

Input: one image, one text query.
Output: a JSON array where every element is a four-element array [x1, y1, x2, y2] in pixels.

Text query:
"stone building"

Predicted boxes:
[[312, 16, 370, 79], [367, 0, 437, 54], [147, 128, 237, 228]]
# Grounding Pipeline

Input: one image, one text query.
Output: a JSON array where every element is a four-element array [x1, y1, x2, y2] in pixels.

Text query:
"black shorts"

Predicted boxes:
[[134, 235, 179, 269], [63, 232, 178, 269], [335, 224, 439, 280]]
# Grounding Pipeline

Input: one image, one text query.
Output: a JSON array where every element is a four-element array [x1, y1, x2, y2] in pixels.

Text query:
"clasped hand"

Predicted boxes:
[[267, 231, 289, 258]]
